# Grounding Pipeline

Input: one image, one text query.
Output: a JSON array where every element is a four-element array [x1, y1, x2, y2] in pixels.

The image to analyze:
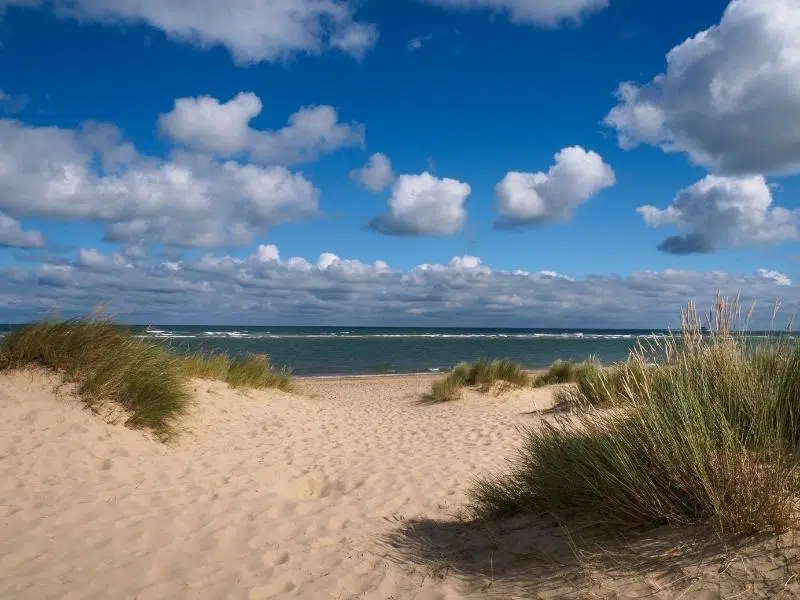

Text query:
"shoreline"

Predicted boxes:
[[294, 368, 546, 381]]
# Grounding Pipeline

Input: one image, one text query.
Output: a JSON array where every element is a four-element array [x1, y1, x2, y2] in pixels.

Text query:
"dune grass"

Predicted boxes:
[[533, 358, 600, 387], [471, 298, 800, 537], [224, 353, 293, 391], [0, 319, 189, 440], [535, 357, 647, 408], [425, 359, 529, 403], [178, 352, 232, 381], [178, 352, 292, 391], [0, 319, 293, 440]]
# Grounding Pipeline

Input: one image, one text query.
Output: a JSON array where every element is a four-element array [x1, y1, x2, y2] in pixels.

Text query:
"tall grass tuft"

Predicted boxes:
[[534, 358, 599, 387], [0, 319, 189, 440], [472, 298, 800, 537], [425, 359, 529, 403], [179, 353, 232, 380], [1, 320, 295, 439], [536, 358, 640, 408], [179, 351, 292, 390], [225, 353, 292, 391]]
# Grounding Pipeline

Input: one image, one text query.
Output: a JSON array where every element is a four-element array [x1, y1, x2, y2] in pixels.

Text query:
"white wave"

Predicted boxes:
[[154, 331, 650, 341]]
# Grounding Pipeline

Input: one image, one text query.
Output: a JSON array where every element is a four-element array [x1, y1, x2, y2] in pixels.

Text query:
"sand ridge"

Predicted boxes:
[[0, 369, 554, 599]]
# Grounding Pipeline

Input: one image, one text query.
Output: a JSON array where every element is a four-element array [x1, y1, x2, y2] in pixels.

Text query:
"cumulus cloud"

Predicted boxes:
[[639, 175, 799, 254], [422, 0, 608, 27], [0, 211, 45, 248], [369, 172, 471, 236], [159, 93, 364, 164], [494, 146, 615, 228], [350, 152, 395, 192], [604, 0, 800, 176], [3, 0, 377, 64], [0, 245, 795, 327], [0, 118, 319, 247], [757, 269, 792, 287]]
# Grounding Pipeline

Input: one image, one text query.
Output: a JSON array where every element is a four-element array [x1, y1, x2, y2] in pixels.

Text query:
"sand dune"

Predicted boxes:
[[2, 370, 798, 599], [0, 370, 553, 599]]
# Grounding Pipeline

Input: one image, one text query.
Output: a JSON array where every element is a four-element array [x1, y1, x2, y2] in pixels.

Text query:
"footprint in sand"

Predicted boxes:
[[286, 472, 345, 500], [261, 550, 290, 567]]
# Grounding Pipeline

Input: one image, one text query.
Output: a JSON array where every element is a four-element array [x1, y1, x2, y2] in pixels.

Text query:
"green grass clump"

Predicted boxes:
[[0, 320, 294, 440], [534, 359, 598, 386], [225, 353, 292, 391], [425, 359, 529, 403], [538, 357, 647, 408], [426, 377, 464, 403], [472, 298, 800, 537], [179, 353, 232, 380], [0, 319, 189, 440], [179, 351, 292, 391]]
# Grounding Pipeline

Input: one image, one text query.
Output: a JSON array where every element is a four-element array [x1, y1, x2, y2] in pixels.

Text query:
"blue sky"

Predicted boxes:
[[0, 0, 799, 326]]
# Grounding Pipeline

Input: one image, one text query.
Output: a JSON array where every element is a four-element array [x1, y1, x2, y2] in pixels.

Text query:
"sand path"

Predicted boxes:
[[0, 370, 554, 599]]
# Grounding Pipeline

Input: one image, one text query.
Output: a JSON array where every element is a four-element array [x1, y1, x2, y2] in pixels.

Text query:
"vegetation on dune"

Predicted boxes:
[[224, 353, 293, 391], [533, 358, 600, 387], [0, 319, 293, 440], [535, 356, 648, 408], [0, 320, 189, 440], [425, 359, 529, 403], [179, 352, 292, 391], [178, 352, 232, 381], [471, 298, 800, 537]]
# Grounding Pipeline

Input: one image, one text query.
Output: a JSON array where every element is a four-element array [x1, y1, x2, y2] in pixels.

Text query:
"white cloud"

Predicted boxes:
[[76, 248, 129, 271], [0, 210, 44, 248], [757, 269, 792, 287], [255, 243, 280, 262], [422, 0, 608, 27], [639, 175, 799, 254], [2, 244, 795, 327], [158, 92, 262, 155], [4, 0, 377, 64], [369, 172, 471, 236], [0, 118, 320, 247], [495, 146, 615, 227], [350, 152, 395, 192], [159, 93, 364, 164], [604, 0, 800, 175]]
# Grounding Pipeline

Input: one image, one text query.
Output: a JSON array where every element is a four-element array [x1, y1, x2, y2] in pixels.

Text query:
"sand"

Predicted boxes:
[[2, 369, 799, 599]]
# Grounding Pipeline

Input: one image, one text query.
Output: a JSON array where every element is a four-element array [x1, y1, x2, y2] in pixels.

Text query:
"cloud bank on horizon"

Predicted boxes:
[[1, 0, 799, 325], [3, 243, 792, 328]]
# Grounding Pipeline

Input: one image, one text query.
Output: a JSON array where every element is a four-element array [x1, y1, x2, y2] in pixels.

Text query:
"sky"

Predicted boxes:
[[0, 0, 799, 327]]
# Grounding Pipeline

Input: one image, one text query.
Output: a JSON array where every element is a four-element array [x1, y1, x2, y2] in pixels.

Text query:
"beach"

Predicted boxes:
[[0, 370, 547, 599], [2, 368, 799, 599]]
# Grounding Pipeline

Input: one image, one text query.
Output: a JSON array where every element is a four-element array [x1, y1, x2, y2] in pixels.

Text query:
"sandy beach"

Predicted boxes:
[[0, 370, 548, 599], [2, 369, 799, 599]]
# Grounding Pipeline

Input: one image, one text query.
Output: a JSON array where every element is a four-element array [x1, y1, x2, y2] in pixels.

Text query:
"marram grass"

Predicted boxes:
[[471, 298, 800, 537], [178, 352, 292, 391], [0, 319, 292, 440], [425, 359, 529, 403]]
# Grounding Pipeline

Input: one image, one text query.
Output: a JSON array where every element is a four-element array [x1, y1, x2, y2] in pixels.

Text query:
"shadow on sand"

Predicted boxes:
[[381, 512, 800, 598]]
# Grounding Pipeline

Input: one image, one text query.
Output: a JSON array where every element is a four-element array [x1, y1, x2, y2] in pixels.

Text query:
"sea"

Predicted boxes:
[[0, 324, 671, 377]]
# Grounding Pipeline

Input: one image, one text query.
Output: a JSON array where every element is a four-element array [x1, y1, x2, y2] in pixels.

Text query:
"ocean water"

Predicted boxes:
[[0, 325, 668, 376]]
